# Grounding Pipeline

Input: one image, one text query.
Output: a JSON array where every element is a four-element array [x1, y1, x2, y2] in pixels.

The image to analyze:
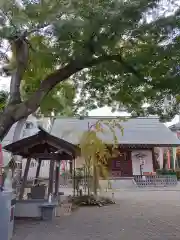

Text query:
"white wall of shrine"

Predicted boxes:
[[131, 150, 154, 175]]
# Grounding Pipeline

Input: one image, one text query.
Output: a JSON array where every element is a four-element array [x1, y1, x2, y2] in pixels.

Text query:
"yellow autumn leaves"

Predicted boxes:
[[79, 119, 124, 193]]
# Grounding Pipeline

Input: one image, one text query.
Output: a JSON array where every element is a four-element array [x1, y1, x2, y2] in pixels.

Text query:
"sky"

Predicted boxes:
[[0, 77, 9, 91]]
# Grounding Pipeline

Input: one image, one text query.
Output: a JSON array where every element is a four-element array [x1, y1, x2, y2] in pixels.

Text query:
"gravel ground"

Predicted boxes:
[[13, 191, 180, 240]]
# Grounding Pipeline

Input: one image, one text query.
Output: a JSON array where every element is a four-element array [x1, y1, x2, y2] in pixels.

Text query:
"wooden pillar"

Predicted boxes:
[[69, 160, 72, 177], [152, 148, 156, 172], [34, 159, 42, 185], [19, 157, 31, 200], [48, 160, 55, 197], [167, 149, 171, 169], [54, 161, 60, 196]]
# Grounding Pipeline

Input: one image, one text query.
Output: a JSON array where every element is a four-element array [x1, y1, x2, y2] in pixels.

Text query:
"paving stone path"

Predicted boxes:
[[13, 191, 180, 240]]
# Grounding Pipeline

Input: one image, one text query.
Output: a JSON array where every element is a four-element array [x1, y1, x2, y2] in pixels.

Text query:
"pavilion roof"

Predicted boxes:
[[3, 126, 79, 159]]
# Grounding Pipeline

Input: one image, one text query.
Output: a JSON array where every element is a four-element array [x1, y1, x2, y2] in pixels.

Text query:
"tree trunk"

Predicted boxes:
[[0, 60, 85, 140], [0, 101, 32, 140], [0, 110, 17, 141]]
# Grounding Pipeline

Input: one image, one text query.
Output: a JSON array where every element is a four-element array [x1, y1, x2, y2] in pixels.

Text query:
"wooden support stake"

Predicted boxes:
[[19, 157, 31, 200], [34, 159, 42, 185]]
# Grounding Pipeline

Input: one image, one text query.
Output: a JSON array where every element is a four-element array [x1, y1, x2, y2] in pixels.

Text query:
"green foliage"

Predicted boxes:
[[21, 36, 76, 116], [0, 90, 9, 112], [0, 0, 180, 119], [39, 82, 76, 116], [156, 169, 176, 175]]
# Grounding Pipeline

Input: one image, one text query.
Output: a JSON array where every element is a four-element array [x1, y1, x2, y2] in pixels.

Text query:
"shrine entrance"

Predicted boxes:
[[111, 151, 132, 177]]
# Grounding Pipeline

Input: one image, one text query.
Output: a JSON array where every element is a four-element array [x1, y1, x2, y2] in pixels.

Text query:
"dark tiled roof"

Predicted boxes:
[[50, 117, 180, 146]]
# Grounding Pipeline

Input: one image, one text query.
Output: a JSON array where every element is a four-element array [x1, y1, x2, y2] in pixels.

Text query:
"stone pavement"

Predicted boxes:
[[13, 191, 180, 240]]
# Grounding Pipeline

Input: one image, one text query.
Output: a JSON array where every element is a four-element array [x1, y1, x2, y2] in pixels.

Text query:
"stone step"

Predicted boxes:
[[99, 178, 137, 190], [111, 178, 137, 189]]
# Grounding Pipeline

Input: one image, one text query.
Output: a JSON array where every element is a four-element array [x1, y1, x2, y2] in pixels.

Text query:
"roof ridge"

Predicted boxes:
[[53, 116, 159, 120]]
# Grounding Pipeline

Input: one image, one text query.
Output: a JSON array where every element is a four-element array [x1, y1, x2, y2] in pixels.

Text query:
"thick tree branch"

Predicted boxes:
[[0, 53, 140, 140], [0, 105, 18, 141], [25, 59, 88, 113], [108, 54, 141, 79], [23, 54, 141, 114], [9, 37, 29, 104]]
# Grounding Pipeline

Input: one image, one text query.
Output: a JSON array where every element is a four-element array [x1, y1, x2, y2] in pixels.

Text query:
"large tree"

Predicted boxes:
[[0, 0, 180, 140]]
